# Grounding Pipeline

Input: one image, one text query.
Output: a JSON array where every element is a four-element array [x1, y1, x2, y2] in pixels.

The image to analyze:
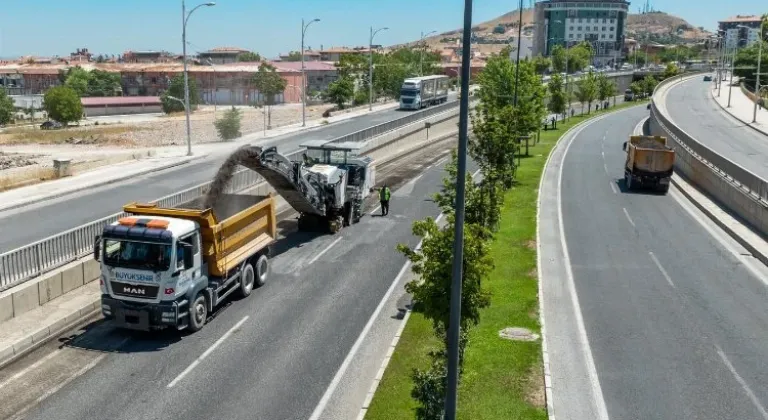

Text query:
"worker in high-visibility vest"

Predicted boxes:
[[379, 184, 391, 216]]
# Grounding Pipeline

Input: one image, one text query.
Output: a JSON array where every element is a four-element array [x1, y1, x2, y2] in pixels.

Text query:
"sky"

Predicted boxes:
[[0, 0, 765, 59]]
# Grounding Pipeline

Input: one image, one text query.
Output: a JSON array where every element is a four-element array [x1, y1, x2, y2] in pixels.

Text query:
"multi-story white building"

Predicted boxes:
[[718, 15, 763, 49], [533, 0, 630, 67]]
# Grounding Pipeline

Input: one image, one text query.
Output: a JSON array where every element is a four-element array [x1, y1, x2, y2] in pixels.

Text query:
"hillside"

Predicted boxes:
[[626, 12, 712, 43], [389, 8, 708, 57]]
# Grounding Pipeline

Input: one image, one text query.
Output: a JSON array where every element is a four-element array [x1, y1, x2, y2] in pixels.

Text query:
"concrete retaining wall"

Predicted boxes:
[[0, 259, 100, 323], [83, 104, 164, 117]]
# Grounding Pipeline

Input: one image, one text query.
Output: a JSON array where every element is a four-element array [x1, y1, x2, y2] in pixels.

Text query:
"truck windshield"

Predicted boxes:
[[401, 87, 419, 97], [103, 239, 172, 271]]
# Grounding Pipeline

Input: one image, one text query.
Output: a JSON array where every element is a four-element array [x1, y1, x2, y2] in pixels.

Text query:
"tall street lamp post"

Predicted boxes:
[[444, 1, 473, 418], [301, 18, 320, 127], [206, 58, 217, 120], [420, 30, 437, 76], [182, 0, 216, 156], [369, 26, 389, 111]]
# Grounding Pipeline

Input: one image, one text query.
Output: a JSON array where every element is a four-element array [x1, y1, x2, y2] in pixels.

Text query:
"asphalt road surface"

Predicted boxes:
[[0, 138, 480, 420], [662, 77, 768, 179], [0, 95, 459, 254], [548, 105, 768, 419]]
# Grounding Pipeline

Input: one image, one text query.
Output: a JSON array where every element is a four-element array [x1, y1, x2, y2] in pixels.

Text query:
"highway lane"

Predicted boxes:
[[3, 139, 477, 420], [558, 106, 768, 419], [663, 76, 768, 179], [0, 95, 458, 254]]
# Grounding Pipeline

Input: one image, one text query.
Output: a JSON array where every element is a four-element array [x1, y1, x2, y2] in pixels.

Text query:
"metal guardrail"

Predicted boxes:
[[651, 74, 768, 205], [0, 98, 469, 291]]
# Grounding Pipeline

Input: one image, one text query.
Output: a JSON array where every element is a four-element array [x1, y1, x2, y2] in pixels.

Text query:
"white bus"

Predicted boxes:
[[399, 75, 450, 110]]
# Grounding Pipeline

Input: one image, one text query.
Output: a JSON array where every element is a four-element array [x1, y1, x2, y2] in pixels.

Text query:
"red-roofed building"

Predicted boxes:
[[271, 61, 338, 93]]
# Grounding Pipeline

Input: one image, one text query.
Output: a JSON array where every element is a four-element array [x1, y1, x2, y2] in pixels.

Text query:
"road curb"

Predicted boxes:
[[709, 85, 768, 137], [670, 175, 768, 267], [0, 298, 101, 370], [0, 155, 206, 213]]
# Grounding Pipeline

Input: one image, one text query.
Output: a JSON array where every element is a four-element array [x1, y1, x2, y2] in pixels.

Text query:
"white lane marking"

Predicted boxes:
[[669, 187, 768, 287], [8, 353, 108, 420], [309, 249, 419, 420], [408, 174, 424, 184], [649, 251, 676, 289], [433, 156, 449, 167], [435, 213, 444, 225], [0, 350, 61, 391], [622, 207, 636, 228], [603, 163, 609, 175], [167, 316, 249, 388], [557, 115, 611, 420], [716, 344, 768, 420], [609, 182, 618, 194], [308, 237, 343, 265], [369, 205, 382, 216]]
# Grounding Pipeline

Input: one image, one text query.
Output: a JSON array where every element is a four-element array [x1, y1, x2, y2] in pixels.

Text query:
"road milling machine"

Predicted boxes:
[[235, 140, 376, 233]]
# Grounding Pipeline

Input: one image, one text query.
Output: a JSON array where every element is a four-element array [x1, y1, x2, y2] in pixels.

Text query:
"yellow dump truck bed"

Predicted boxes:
[[123, 194, 277, 278], [626, 135, 675, 174]]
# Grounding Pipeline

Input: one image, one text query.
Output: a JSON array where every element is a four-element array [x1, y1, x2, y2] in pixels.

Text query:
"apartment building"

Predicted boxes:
[[718, 15, 763, 49], [534, 0, 630, 66]]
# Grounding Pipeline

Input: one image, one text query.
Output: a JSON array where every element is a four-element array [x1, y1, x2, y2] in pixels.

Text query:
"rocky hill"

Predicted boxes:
[[626, 12, 711, 43], [390, 8, 707, 54]]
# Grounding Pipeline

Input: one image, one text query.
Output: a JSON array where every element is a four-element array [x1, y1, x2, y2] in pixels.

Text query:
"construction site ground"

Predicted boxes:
[[0, 134, 460, 420]]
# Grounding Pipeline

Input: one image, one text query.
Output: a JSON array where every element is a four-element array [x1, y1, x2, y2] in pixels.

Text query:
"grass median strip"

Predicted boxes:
[[364, 100, 648, 420]]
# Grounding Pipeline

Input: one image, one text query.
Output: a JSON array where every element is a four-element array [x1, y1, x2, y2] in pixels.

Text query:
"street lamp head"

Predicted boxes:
[[204, 2, 215, 6], [312, 18, 320, 23]]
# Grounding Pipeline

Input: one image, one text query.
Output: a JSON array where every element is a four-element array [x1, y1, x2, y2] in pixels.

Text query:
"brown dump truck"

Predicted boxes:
[[95, 193, 277, 332], [622, 135, 675, 194]]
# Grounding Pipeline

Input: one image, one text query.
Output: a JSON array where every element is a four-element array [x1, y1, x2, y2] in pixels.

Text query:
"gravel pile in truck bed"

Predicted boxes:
[[178, 194, 269, 221], [634, 137, 668, 149]]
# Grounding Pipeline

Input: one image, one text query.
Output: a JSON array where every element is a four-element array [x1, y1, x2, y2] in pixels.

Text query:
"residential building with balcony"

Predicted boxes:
[[718, 15, 763, 49]]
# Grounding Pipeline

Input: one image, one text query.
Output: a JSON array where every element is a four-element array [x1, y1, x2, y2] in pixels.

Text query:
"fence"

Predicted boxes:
[[0, 99, 465, 292]]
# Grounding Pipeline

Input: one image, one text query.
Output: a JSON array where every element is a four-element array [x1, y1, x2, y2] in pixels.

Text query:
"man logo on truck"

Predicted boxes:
[[123, 286, 146, 295]]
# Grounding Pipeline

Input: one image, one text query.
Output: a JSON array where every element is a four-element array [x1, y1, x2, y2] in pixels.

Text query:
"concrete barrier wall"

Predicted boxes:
[[649, 75, 768, 239]]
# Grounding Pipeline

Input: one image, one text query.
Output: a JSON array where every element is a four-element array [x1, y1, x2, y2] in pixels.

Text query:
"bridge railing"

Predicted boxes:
[[649, 72, 768, 236]]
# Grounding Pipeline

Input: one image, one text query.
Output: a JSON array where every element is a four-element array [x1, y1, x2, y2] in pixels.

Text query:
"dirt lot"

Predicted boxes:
[[0, 102, 364, 148]]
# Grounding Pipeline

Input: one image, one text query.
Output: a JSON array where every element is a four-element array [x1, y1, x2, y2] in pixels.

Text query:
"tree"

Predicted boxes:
[[547, 73, 568, 115], [551, 45, 567, 73], [237, 51, 261, 62], [630, 81, 644, 97], [596, 73, 616, 104], [64, 67, 90, 97], [575, 71, 598, 114], [214, 106, 242, 140], [161, 74, 200, 114], [662, 63, 680, 79], [251, 62, 287, 106], [627, 51, 647, 67], [641, 75, 658, 96], [43, 86, 83, 124], [0, 88, 14, 125], [532, 55, 551, 76], [734, 41, 768, 91], [64, 67, 122, 97], [279, 51, 302, 62], [325, 76, 355, 109]]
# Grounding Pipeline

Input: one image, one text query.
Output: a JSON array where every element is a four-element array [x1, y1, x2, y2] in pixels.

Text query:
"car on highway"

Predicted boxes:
[[703, 75, 713, 81]]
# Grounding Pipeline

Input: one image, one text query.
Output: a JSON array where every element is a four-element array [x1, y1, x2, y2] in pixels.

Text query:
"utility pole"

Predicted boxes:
[[444, 0, 473, 418]]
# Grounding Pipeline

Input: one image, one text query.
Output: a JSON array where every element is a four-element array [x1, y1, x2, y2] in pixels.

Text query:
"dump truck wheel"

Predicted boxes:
[[188, 293, 207, 332], [254, 255, 269, 288], [625, 173, 633, 191], [238, 263, 255, 297], [658, 184, 670, 194]]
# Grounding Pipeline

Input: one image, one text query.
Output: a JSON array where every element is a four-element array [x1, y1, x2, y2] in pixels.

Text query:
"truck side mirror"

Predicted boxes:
[[622, 142, 628, 151], [182, 243, 194, 269], [93, 235, 101, 261]]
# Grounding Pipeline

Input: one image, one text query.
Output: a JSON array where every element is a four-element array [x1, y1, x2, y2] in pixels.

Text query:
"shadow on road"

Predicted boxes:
[[616, 178, 668, 195]]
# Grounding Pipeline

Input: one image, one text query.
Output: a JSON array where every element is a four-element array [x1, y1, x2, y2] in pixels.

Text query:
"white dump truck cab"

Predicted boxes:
[[95, 216, 205, 330]]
